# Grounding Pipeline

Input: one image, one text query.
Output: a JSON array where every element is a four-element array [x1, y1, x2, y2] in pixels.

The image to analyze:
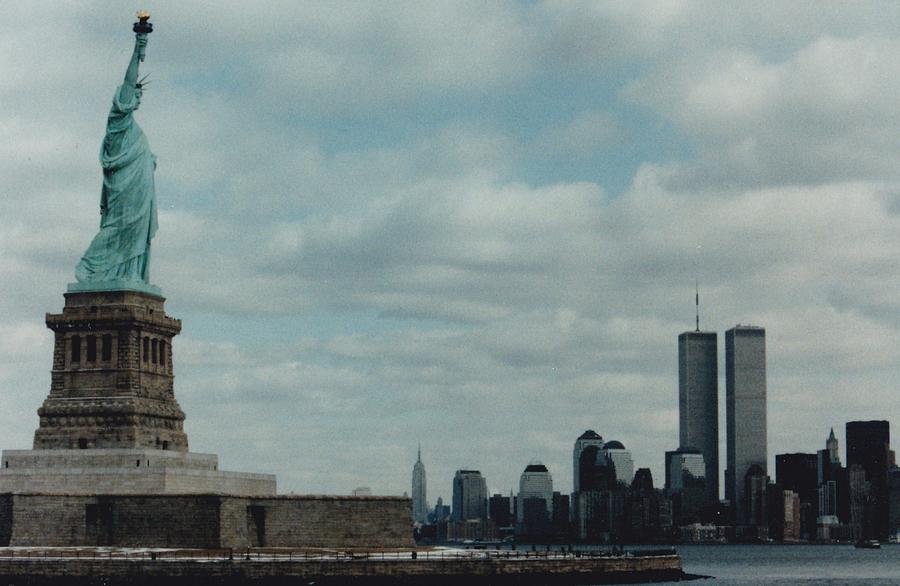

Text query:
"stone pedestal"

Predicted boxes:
[[3, 289, 277, 497], [35, 290, 188, 451]]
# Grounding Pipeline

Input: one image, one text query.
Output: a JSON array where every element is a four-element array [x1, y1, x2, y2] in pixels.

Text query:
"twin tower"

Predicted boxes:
[[678, 325, 767, 527]]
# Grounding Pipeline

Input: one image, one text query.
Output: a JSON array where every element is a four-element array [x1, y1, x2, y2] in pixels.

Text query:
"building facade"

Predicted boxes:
[[846, 420, 890, 539], [573, 430, 605, 494], [725, 325, 767, 527], [678, 330, 719, 503], [601, 441, 634, 486], [451, 469, 487, 522], [517, 461, 554, 523]]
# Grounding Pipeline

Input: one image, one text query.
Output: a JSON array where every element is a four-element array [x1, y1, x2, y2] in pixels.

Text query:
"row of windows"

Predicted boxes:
[[70, 334, 113, 363], [143, 336, 166, 366], [69, 335, 168, 369]]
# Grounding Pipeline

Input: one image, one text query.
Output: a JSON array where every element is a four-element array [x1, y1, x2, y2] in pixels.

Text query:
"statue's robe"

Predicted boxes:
[[75, 85, 157, 283]]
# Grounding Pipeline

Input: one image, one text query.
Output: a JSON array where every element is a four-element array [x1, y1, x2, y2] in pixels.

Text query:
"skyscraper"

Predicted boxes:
[[846, 420, 890, 539], [517, 461, 554, 524], [601, 440, 634, 486], [776, 452, 818, 539], [573, 430, 604, 494], [517, 461, 554, 537], [665, 447, 707, 524], [725, 325, 767, 527], [678, 329, 719, 503], [412, 445, 427, 523], [451, 469, 488, 522]]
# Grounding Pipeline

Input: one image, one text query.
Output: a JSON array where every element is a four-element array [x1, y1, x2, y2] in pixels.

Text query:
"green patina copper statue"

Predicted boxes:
[[70, 12, 161, 296]]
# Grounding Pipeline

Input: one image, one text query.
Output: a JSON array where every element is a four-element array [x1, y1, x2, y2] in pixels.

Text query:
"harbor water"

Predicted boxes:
[[668, 543, 900, 585]]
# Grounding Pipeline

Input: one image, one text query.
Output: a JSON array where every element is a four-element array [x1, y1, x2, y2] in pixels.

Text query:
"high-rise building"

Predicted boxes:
[[517, 461, 554, 525], [846, 420, 890, 539], [451, 469, 487, 522], [412, 445, 427, 523], [888, 467, 900, 540], [601, 441, 634, 486], [573, 430, 604, 494], [678, 329, 718, 502], [665, 448, 707, 524], [826, 428, 840, 464], [776, 453, 818, 539], [666, 448, 706, 493], [488, 493, 513, 527], [725, 325, 767, 527]]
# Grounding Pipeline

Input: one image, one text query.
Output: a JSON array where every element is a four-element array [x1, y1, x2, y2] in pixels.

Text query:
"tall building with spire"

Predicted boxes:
[[826, 428, 839, 464], [412, 444, 427, 523], [677, 285, 719, 503], [725, 325, 767, 528]]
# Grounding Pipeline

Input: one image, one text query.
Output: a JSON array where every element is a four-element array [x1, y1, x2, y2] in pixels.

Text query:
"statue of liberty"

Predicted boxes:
[[71, 12, 161, 296]]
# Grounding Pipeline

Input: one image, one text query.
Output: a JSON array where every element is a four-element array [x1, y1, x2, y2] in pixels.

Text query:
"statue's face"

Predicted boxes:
[[135, 87, 143, 109]]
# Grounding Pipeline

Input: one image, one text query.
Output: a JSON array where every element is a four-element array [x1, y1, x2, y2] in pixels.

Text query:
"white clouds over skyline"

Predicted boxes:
[[2, 2, 900, 500]]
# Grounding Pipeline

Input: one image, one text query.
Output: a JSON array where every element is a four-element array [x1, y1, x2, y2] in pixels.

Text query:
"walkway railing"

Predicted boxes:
[[0, 547, 676, 562]]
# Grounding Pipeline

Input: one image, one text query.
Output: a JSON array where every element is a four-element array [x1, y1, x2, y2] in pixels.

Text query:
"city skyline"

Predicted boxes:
[[4, 3, 900, 497]]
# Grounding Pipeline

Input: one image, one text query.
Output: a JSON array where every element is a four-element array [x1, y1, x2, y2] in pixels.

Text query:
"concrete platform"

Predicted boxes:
[[0, 449, 276, 496]]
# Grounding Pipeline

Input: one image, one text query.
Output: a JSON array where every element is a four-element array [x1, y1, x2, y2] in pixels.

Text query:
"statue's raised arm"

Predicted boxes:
[[70, 13, 160, 297], [118, 34, 147, 108]]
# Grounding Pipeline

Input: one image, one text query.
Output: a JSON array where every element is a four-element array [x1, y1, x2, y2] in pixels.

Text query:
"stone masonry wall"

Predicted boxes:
[[219, 496, 414, 549], [101, 495, 221, 547], [2, 494, 412, 548], [0, 493, 11, 546], [9, 495, 94, 546], [6, 495, 220, 547]]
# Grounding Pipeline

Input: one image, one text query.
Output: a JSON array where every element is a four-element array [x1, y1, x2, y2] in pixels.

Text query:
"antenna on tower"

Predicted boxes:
[[695, 278, 700, 332]]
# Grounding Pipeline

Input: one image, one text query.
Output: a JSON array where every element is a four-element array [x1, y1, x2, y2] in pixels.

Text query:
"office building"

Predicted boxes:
[[775, 453, 817, 539], [451, 469, 488, 522], [678, 329, 719, 502], [573, 430, 605, 493], [846, 420, 890, 539], [666, 448, 707, 524], [517, 461, 554, 524], [725, 325, 767, 527], [488, 493, 513, 528], [601, 440, 634, 486]]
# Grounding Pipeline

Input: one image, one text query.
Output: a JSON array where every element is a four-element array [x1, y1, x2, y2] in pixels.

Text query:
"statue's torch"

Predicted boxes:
[[133, 10, 152, 62]]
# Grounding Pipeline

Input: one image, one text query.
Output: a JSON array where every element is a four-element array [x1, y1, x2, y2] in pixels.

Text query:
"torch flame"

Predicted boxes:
[[137, 10, 151, 22]]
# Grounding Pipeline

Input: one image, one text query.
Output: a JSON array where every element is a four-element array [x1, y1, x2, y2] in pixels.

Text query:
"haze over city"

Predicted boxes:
[[3, 1, 900, 499]]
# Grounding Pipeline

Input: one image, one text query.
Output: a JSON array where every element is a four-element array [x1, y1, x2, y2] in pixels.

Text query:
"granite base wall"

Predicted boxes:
[[0, 494, 412, 549], [219, 496, 413, 549], [0, 494, 11, 546]]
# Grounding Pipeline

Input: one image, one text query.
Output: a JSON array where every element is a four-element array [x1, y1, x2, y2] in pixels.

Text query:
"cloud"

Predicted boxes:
[[624, 35, 900, 189], [4, 2, 900, 499]]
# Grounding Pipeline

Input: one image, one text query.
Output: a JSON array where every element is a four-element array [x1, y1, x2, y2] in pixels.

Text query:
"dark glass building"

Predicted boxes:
[[678, 331, 719, 503], [846, 420, 890, 539], [451, 469, 487, 522], [775, 453, 818, 539]]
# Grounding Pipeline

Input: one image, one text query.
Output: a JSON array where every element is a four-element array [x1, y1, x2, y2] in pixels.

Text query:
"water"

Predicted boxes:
[[666, 544, 900, 585]]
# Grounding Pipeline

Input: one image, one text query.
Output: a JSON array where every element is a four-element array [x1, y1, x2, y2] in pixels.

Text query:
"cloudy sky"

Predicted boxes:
[[3, 2, 900, 503]]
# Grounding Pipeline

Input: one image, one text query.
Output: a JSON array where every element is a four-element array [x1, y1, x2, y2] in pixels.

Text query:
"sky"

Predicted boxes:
[[3, 2, 900, 505]]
